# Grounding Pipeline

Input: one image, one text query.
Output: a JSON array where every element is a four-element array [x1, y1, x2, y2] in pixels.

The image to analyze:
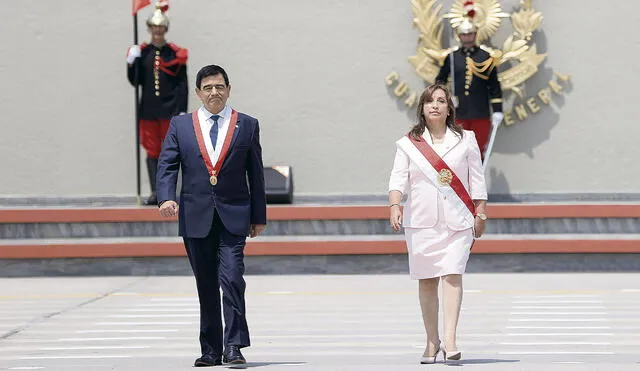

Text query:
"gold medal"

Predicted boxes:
[[438, 169, 453, 185], [192, 110, 238, 188]]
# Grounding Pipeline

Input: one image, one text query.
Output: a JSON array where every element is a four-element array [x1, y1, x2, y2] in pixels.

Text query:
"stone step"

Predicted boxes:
[[1, 234, 639, 259], [2, 203, 640, 223], [4, 217, 640, 239], [2, 203, 640, 239]]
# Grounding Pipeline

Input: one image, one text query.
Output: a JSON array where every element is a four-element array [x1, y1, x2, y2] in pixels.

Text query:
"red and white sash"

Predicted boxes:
[[397, 134, 475, 225], [192, 110, 238, 185]]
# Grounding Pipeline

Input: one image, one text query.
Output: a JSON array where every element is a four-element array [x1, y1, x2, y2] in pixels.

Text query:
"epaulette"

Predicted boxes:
[[479, 44, 496, 54], [168, 43, 185, 53], [168, 43, 188, 64]]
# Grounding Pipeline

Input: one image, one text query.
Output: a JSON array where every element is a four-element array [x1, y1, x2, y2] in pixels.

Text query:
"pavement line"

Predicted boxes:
[[75, 329, 179, 333], [498, 351, 615, 355], [0, 289, 630, 301], [251, 334, 425, 339], [95, 321, 194, 325], [511, 306, 606, 310], [0, 295, 101, 300], [18, 355, 132, 360], [506, 326, 612, 330], [58, 337, 166, 341], [511, 318, 640, 322], [0, 317, 39, 320], [506, 333, 614, 336], [500, 342, 611, 345], [274, 363, 307, 366], [39, 345, 151, 350], [508, 318, 608, 322], [149, 298, 198, 302], [134, 303, 197, 307], [512, 295, 602, 298], [509, 312, 608, 315], [512, 300, 604, 304], [10, 351, 417, 359], [106, 314, 197, 318]]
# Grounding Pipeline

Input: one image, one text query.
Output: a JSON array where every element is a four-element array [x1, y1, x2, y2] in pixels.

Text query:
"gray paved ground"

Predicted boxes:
[[0, 274, 638, 370]]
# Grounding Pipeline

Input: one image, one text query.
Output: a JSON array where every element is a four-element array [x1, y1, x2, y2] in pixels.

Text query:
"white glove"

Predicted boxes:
[[491, 112, 504, 128], [127, 45, 141, 64]]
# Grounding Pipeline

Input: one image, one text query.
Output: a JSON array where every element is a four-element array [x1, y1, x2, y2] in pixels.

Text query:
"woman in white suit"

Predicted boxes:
[[388, 84, 487, 364]]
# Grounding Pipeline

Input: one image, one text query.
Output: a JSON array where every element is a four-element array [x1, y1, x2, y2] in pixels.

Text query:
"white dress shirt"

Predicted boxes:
[[198, 105, 232, 165]]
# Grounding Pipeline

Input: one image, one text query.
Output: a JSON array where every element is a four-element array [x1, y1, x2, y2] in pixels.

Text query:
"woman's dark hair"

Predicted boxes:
[[409, 84, 463, 141], [196, 65, 229, 89]]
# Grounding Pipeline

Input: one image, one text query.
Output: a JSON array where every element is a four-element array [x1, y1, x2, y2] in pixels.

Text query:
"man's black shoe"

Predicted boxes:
[[223, 346, 246, 364], [194, 354, 222, 367]]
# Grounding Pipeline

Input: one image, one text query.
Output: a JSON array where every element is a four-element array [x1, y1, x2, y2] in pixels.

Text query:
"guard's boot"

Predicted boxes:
[[144, 157, 159, 206]]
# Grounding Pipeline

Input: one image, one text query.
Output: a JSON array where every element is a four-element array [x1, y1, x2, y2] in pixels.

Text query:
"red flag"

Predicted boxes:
[[132, 0, 151, 15]]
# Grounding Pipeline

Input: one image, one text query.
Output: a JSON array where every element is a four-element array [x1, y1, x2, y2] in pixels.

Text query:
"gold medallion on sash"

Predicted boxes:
[[438, 169, 453, 185]]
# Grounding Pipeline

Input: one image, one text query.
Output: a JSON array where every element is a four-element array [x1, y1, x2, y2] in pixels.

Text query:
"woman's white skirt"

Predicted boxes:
[[404, 222, 474, 280]]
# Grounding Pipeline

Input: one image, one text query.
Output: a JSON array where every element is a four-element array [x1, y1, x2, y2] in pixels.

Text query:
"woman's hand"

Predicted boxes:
[[473, 216, 486, 238], [390, 205, 403, 232]]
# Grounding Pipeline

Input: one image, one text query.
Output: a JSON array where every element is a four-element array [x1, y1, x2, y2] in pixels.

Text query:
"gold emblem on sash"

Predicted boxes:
[[438, 169, 453, 185], [209, 170, 218, 185]]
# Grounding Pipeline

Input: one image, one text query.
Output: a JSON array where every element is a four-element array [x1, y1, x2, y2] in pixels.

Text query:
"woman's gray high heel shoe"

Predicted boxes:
[[420, 341, 441, 364]]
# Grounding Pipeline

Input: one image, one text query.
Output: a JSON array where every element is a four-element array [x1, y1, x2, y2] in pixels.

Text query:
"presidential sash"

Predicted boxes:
[[192, 110, 238, 185], [398, 134, 475, 225]]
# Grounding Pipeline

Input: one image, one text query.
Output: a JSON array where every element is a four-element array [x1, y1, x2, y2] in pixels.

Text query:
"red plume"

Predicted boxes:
[[463, 1, 475, 18], [158, 0, 169, 12]]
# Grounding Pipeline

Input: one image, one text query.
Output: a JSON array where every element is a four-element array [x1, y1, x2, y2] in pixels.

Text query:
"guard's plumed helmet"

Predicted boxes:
[[146, 1, 170, 28], [456, 0, 477, 34]]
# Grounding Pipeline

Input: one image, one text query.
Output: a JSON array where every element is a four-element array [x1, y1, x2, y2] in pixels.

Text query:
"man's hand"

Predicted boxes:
[[159, 201, 178, 217], [491, 112, 504, 128], [249, 224, 266, 238], [127, 45, 141, 64]]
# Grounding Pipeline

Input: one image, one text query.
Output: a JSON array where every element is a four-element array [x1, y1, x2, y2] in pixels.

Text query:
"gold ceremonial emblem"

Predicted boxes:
[[438, 169, 453, 185], [408, 0, 547, 98], [209, 175, 218, 185], [386, 0, 572, 126]]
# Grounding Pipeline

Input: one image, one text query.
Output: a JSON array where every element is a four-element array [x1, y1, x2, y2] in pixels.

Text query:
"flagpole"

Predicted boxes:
[[133, 12, 142, 206]]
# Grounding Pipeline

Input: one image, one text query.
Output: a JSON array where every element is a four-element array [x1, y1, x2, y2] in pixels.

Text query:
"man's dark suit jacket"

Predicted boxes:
[[157, 110, 267, 237]]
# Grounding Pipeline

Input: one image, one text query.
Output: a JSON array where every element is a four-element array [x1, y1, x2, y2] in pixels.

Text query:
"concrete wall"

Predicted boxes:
[[0, 0, 638, 197]]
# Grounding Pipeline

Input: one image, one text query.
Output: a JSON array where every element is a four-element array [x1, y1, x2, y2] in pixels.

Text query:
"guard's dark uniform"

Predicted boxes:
[[127, 42, 188, 157], [436, 46, 502, 157], [127, 40, 188, 205]]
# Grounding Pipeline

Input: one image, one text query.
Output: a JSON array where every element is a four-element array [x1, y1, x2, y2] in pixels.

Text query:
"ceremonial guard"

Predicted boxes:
[[127, 1, 189, 205], [435, 1, 503, 160]]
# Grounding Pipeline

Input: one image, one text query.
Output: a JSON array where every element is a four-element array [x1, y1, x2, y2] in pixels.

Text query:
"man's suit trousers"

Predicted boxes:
[[183, 212, 250, 357]]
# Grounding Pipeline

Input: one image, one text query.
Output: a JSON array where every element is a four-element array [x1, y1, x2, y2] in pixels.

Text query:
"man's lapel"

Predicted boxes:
[[228, 113, 241, 149]]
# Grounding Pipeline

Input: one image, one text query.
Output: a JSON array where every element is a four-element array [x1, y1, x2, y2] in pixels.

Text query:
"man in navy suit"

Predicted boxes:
[[157, 65, 267, 367]]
